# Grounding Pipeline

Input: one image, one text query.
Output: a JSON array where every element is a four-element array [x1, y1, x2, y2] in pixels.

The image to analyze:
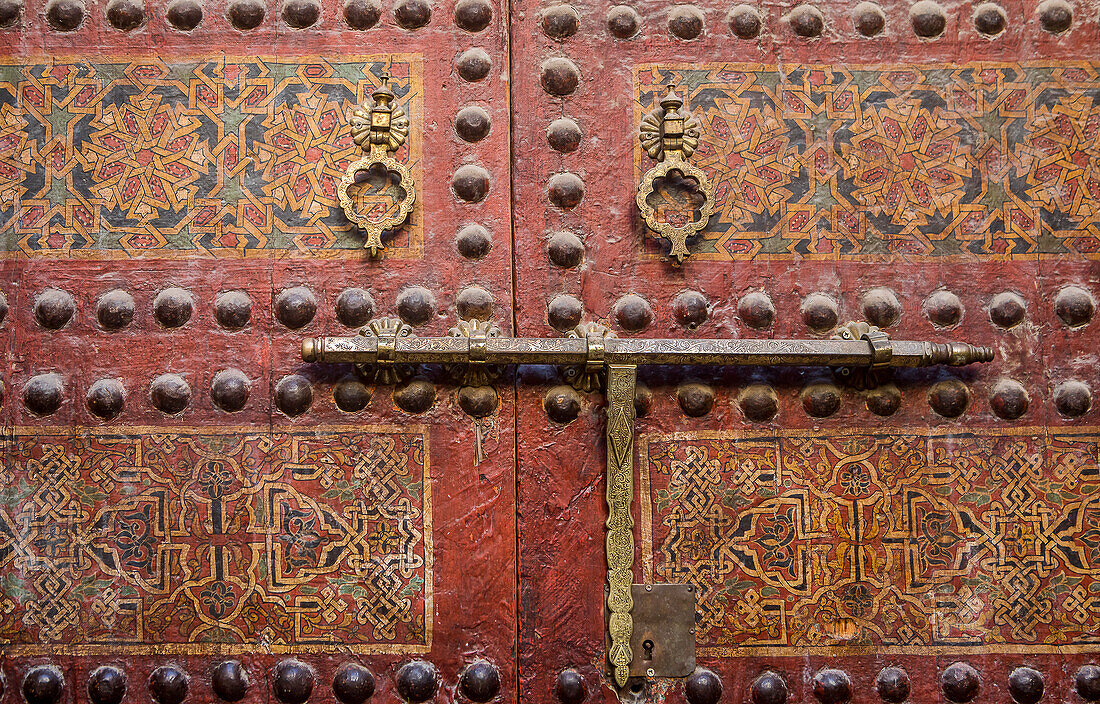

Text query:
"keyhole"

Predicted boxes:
[[642, 639, 654, 661]]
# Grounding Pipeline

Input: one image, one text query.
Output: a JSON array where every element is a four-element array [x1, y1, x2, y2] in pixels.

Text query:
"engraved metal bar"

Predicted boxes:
[[604, 364, 638, 689]]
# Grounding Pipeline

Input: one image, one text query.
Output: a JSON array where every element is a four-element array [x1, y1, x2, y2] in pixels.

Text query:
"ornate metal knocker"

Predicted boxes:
[[339, 76, 416, 257], [636, 85, 717, 265]]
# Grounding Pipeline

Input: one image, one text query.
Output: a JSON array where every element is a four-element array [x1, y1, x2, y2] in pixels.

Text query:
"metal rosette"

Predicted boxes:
[[338, 154, 417, 256], [635, 158, 718, 265]]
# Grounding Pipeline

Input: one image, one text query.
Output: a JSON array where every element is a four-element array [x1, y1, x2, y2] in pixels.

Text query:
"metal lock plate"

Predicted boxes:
[[605, 583, 696, 679]]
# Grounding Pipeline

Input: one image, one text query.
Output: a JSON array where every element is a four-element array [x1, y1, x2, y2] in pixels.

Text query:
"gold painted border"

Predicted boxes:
[[0, 423, 434, 656]]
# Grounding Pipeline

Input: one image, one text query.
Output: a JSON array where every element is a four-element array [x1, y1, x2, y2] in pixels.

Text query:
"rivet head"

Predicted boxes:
[[554, 670, 586, 704], [87, 379, 125, 420], [149, 665, 189, 704], [802, 382, 841, 418], [727, 3, 762, 38], [214, 291, 252, 330], [166, 0, 202, 28], [1007, 667, 1042, 704], [545, 385, 581, 424], [547, 231, 585, 268], [685, 669, 722, 704], [396, 286, 437, 326], [606, 5, 639, 37], [395, 661, 437, 703], [106, 0, 144, 29], [453, 0, 490, 30], [812, 669, 851, 704], [547, 294, 583, 332], [393, 378, 436, 414], [333, 664, 375, 704], [973, 2, 1005, 35], [97, 289, 135, 330], [923, 290, 963, 328], [987, 291, 1026, 328], [275, 286, 317, 329], [852, 1, 884, 35], [875, 667, 909, 703], [455, 106, 492, 143], [334, 375, 372, 412], [634, 384, 653, 418], [540, 57, 580, 96], [801, 293, 838, 333], [342, 0, 378, 26], [751, 672, 788, 704], [24, 373, 64, 416], [738, 291, 775, 329], [1054, 380, 1091, 418], [45, 0, 84, 29], [739, 384, 778, 422], [547, 118, 583, 153], [276, 375, 313, 417], [928, 379, 969, 418], [941, 662, 980, 703], [456, 48, 492, 81], [990, 379, 1029, 420], [35, 288, 75, 330], [151, 373, 191, 415], [678, 382, 715, 417], [614, 293, 653, 333], [273, 660, 314, 704], [861, 287, 901, 328], [668, 4, 704, 39], [1055, 285, 1094, 328], [1037, 0, 1071, 33], [456, 225, 493, 260], [910, 0, 946, 37], [452, 164, 491, 203], [211, 368, 251, 413], [1076, 665, 1100, 702], [456, 286, 494, 321], [212, 661, 249, 703], [282, 0, 319, 27], [459, 661, 500, 703], [226, 0, 265, 29], [393, 0, 430, 27], [541, 3, 578, 37], [88, 667, 127, 704], [548, 172, 585, 210], [458, 386, 499, 418], [0, 0, 23, 26], [335, 288, 375, 328], [673, 290, 709, 329], [787, 3, 823, 36], [23, 666, 64, 704], [865, 384, 902, 416], [153, 287, 194, 328]]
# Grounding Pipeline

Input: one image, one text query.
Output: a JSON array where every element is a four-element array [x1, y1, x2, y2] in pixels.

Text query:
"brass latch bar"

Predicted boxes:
[[301, 320, 992, 689]]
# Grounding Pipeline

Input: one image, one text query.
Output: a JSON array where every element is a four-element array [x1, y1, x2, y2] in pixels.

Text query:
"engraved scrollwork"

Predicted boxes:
[[358, 317, 415, 384]]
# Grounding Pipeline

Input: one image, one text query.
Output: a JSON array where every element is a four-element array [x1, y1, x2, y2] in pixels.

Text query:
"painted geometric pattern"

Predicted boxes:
[[635, 62, 1100, 261], [0, 56, 423, 259], [639, 429, 1100, 654], [0, 426, 432, 654]]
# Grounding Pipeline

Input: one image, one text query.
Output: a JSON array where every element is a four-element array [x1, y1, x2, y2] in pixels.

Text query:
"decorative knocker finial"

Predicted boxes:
[[339, 75, 416, 257], [636, 84, 717, 265]]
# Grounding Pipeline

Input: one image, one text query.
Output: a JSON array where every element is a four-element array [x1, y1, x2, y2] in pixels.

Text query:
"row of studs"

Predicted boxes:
[[17, 659, 500, 704]]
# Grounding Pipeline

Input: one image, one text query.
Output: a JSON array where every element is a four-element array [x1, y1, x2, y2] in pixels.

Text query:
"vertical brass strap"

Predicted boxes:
[[605, 363, 637, 688]]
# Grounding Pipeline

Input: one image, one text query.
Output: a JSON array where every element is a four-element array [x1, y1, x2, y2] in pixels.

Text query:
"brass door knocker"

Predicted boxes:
[[339, 76, 416, 257], [636, 85, 717, 264]]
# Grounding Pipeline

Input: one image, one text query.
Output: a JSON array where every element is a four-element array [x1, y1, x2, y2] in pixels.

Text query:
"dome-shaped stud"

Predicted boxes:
[[452, 165, 491, 203], [453, 0, 491, 30], [972, 1, 1005, 35], [88, 666, 127, 704], [149, 665, 189, 704], [211, 368, 251, 413], [852, 1, 884, 35], [1055, 285, 1094, 328], [910, 0, 946, 37], [393, 378, 436, 414], [456, 224, 493, 260], [554, 670, 586, 704], [106, 0, 144, 29], [928, 379, 969, 418], [801, 383, 841, 418], [989, 292, 1026, 328], [212, 661, 249, 703], [23, 666, 64, 704], [875, 667, 909, 703], [751, 672, 788, 704], [166, 0, 203, 28], [606, 4, 639, 37], [343, 0, 379, 27], [97, 289, 135, 330], [276, 374, 313, 417], [1007, 667, 1042, 704], [86, 379, 125, 420], [282, 0, 319, 26], [1055, 380, 1091, 417], [35, 288, 75, 330], [275, 286, 317, 329], [668, 4, 704, 39], [214, 291, 251, 330], [396, 286, 437, 326], [990, 379, 1029, 420], [458, 386, 499, 418], [45, 0, 84, 29], [456, 286, 494, 321], [941, 662, 980, 703], [547, 118, 582, 153], [673, 290, 708, 329], [684, 669, 722, 704], [861, 287, 901, 328], [865, 384, 902, 416], [456, 48, 491, 82], [227, 0, 264, 27], [547, 294, 582, 332], [393, 0, 430, 27], [0, 0, 23, 27], [273, 660, 314, 704], [1037, 0, 1071, 33], [24, 373, 64, 416], [787, 3, 823, 36], [634, 383, 653, 418], [395, 661, 437, 704], [335, 288, 375, 328], [738, 384, 778, 422], [1075, 665, 1100, 702], [333, 664, 375, 704], [614, 293, 653, 333], [455, 106, 492, 143], [812, 669, 851, 704], [923, 290, 962, 328], [334, 375, 372, 412], [678, 382, 715, 417], [153, 287, 193, 328], [540, 57, 580, 96], [545, 385, 581, 424], [548, 172, 585, 210], [459, 661, 500, 703], [541, 2, 578, 37], [727, 3, 762, 37], [150, 373, 191, 415], [738, 291, 775, 329], [801, 293, 838, 333], [547, 231, 585, 268]]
